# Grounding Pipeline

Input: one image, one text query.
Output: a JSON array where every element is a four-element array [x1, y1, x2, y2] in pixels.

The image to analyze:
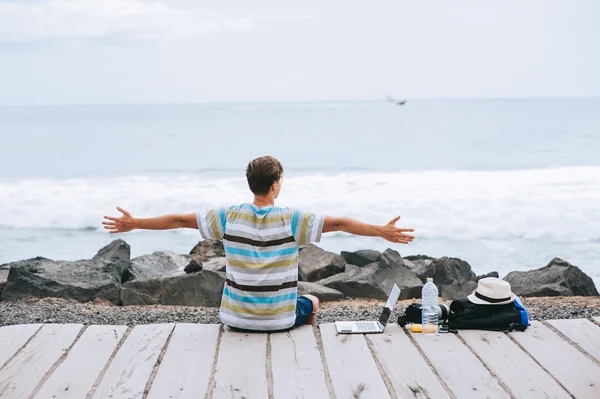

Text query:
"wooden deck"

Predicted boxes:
[[1, 318, 599, 399]]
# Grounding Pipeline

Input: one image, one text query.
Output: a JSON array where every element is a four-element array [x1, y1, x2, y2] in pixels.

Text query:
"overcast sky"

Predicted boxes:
[[0, 0, 598, 105]]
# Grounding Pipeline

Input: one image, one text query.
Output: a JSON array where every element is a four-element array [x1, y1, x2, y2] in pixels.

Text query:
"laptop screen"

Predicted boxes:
[[379, 284, 401, 326]]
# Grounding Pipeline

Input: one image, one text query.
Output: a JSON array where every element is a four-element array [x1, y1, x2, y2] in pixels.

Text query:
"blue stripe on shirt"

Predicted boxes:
[[224, 287, 297, 304], [224, 246, 298, 258], [291, 210, 300, 237], [220, 208, 227, 233]]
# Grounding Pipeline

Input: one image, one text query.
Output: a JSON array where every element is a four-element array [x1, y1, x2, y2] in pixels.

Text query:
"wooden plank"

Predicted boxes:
[[91, 323, 174, 399], [213, 328, 269, 399], [408, 327, 510, 399], [548, 319, 600, 363], [34, 325, 127, 399], [0, 324, 83, 399], [459, 329, 570, 398], [146, 324, 220, 399], [319, 323, 390, 399], [0, 324, 42, 368], [367, 324, 450, 399], [270, 325, 330, 399], [510, 320, 600, 398]]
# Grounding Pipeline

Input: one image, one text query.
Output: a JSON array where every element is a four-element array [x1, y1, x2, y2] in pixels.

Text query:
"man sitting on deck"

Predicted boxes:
[[102, 156, 415, 331]]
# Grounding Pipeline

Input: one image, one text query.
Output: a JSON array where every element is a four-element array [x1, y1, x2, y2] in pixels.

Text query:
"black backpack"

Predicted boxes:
[[397, 296, 529, 332], [448, 297, 529, 332]]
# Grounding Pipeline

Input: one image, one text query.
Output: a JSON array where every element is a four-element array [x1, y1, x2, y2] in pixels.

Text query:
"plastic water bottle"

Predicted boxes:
[[421, 278, 439, 335]]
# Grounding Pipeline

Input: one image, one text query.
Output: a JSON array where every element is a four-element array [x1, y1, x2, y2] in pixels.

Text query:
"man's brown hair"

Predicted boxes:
[[246, 156, 284, 195]]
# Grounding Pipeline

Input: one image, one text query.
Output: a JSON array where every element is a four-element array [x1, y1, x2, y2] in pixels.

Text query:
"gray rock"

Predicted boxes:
[[476, 272, 499, 282], [319, 249, 423, 300], [504, 258, 599, 297], [299, 244, 346, 282], [190, 240, 225, 262], [298, 282, 344, 302], [126, 251, 190, 281], [200, 257, 226, 273], [403, 256, 477, 300], [298, 267, 308, 282], [0, 256, 129, 304], [0, 265, 8, 298], [121, 270, 225, 306], [0, 268, 8, 283], [93, 239, 131, 262], [341, 250, 381, 267], [378, 248, 403, 265]]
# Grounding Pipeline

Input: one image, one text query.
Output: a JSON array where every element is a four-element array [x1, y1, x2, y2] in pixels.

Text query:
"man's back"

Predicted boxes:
[[196, 203, 324, 331], [102, 155, 415, 330]]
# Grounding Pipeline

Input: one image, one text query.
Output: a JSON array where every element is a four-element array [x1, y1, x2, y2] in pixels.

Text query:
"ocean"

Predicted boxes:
[[1, 98, 599, 288]]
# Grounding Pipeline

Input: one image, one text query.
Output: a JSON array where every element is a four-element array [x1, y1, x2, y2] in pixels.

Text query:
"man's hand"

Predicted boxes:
[[380, 216, 415, 244], [103, 207, 136, 234], [323, 215, 415, 244]]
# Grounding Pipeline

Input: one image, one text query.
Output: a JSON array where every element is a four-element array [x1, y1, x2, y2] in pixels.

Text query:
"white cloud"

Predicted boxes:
[[0, 0, 256, 42]]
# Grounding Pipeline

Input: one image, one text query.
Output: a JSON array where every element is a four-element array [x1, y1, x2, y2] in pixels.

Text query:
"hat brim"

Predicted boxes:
[[467, 292, 516, 306]]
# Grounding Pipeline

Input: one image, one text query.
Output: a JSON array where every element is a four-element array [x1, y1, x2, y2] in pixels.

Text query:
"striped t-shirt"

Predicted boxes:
[[196, 203, 324, 331]]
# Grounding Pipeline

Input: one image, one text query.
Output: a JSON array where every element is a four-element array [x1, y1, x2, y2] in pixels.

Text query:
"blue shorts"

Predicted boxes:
[[293, 295, 315, 328]]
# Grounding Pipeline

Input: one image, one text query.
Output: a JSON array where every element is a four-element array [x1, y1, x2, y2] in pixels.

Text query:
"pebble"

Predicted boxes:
[[1, 296, 599, 327]]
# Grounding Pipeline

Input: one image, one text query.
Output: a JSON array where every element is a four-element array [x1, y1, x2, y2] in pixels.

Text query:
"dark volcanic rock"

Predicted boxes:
[[126, 251, 190, 281], [190, 240, 225, 262], [184, 259, 203, 274], [341, 250, 381, 267], [1, 256, 129, 304], [200, 257, 226, 273], [299, 244, 346, 282], [319, 249, 423, 300], [476, 272, 499, 282], [403, 256, 477, 300], [93, 239, 131, 262], [120, 270, 225, 306], [504, 258, 599, 297], [403, 254, 435, 262], [298, 282, 344, 302], [0, 267, 7, 298], [402, 258, 434, 281]]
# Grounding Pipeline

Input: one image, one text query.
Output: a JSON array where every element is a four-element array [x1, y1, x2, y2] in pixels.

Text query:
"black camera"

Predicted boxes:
[[396, 302, 450, 327]]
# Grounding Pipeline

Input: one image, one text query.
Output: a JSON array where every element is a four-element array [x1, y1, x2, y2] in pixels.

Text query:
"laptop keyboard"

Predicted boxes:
[[356, 321, 379, 331]]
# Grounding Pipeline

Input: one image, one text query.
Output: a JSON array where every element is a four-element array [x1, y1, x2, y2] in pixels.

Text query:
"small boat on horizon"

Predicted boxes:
[[385, 96, 407, 106]]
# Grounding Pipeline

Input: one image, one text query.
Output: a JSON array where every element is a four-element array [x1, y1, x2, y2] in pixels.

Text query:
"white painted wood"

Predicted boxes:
[[510, 320, 600, 398], [0, 324, 42, 368], [213, 327, 269, 399], [91, 323, 174, 399], [0, 324, 83, 399], [459, 329, 570, 398], [33, 325, 127, 399], [270, 325, 330, 399], [368, 324, 450, 399], [548, 319, 600, 363], [408, 327, 510, 399], [319, 323, 390, 399], [146, 324, 220, 399]]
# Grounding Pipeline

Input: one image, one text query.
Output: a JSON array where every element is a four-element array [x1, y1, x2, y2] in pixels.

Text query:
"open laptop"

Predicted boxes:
[[335, 284, 401, 334]]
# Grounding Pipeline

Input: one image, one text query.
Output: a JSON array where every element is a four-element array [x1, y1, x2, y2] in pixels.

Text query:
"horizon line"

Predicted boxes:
[[1, 95, 598, 108]]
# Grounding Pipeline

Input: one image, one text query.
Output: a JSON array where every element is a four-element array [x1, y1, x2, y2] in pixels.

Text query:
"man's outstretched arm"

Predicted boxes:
[[323, 215, 415, 244], [102, 207, 197, 233]]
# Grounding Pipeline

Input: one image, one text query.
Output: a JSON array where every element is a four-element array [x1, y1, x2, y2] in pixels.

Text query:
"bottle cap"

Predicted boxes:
[[427, 278, 433, 282]]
